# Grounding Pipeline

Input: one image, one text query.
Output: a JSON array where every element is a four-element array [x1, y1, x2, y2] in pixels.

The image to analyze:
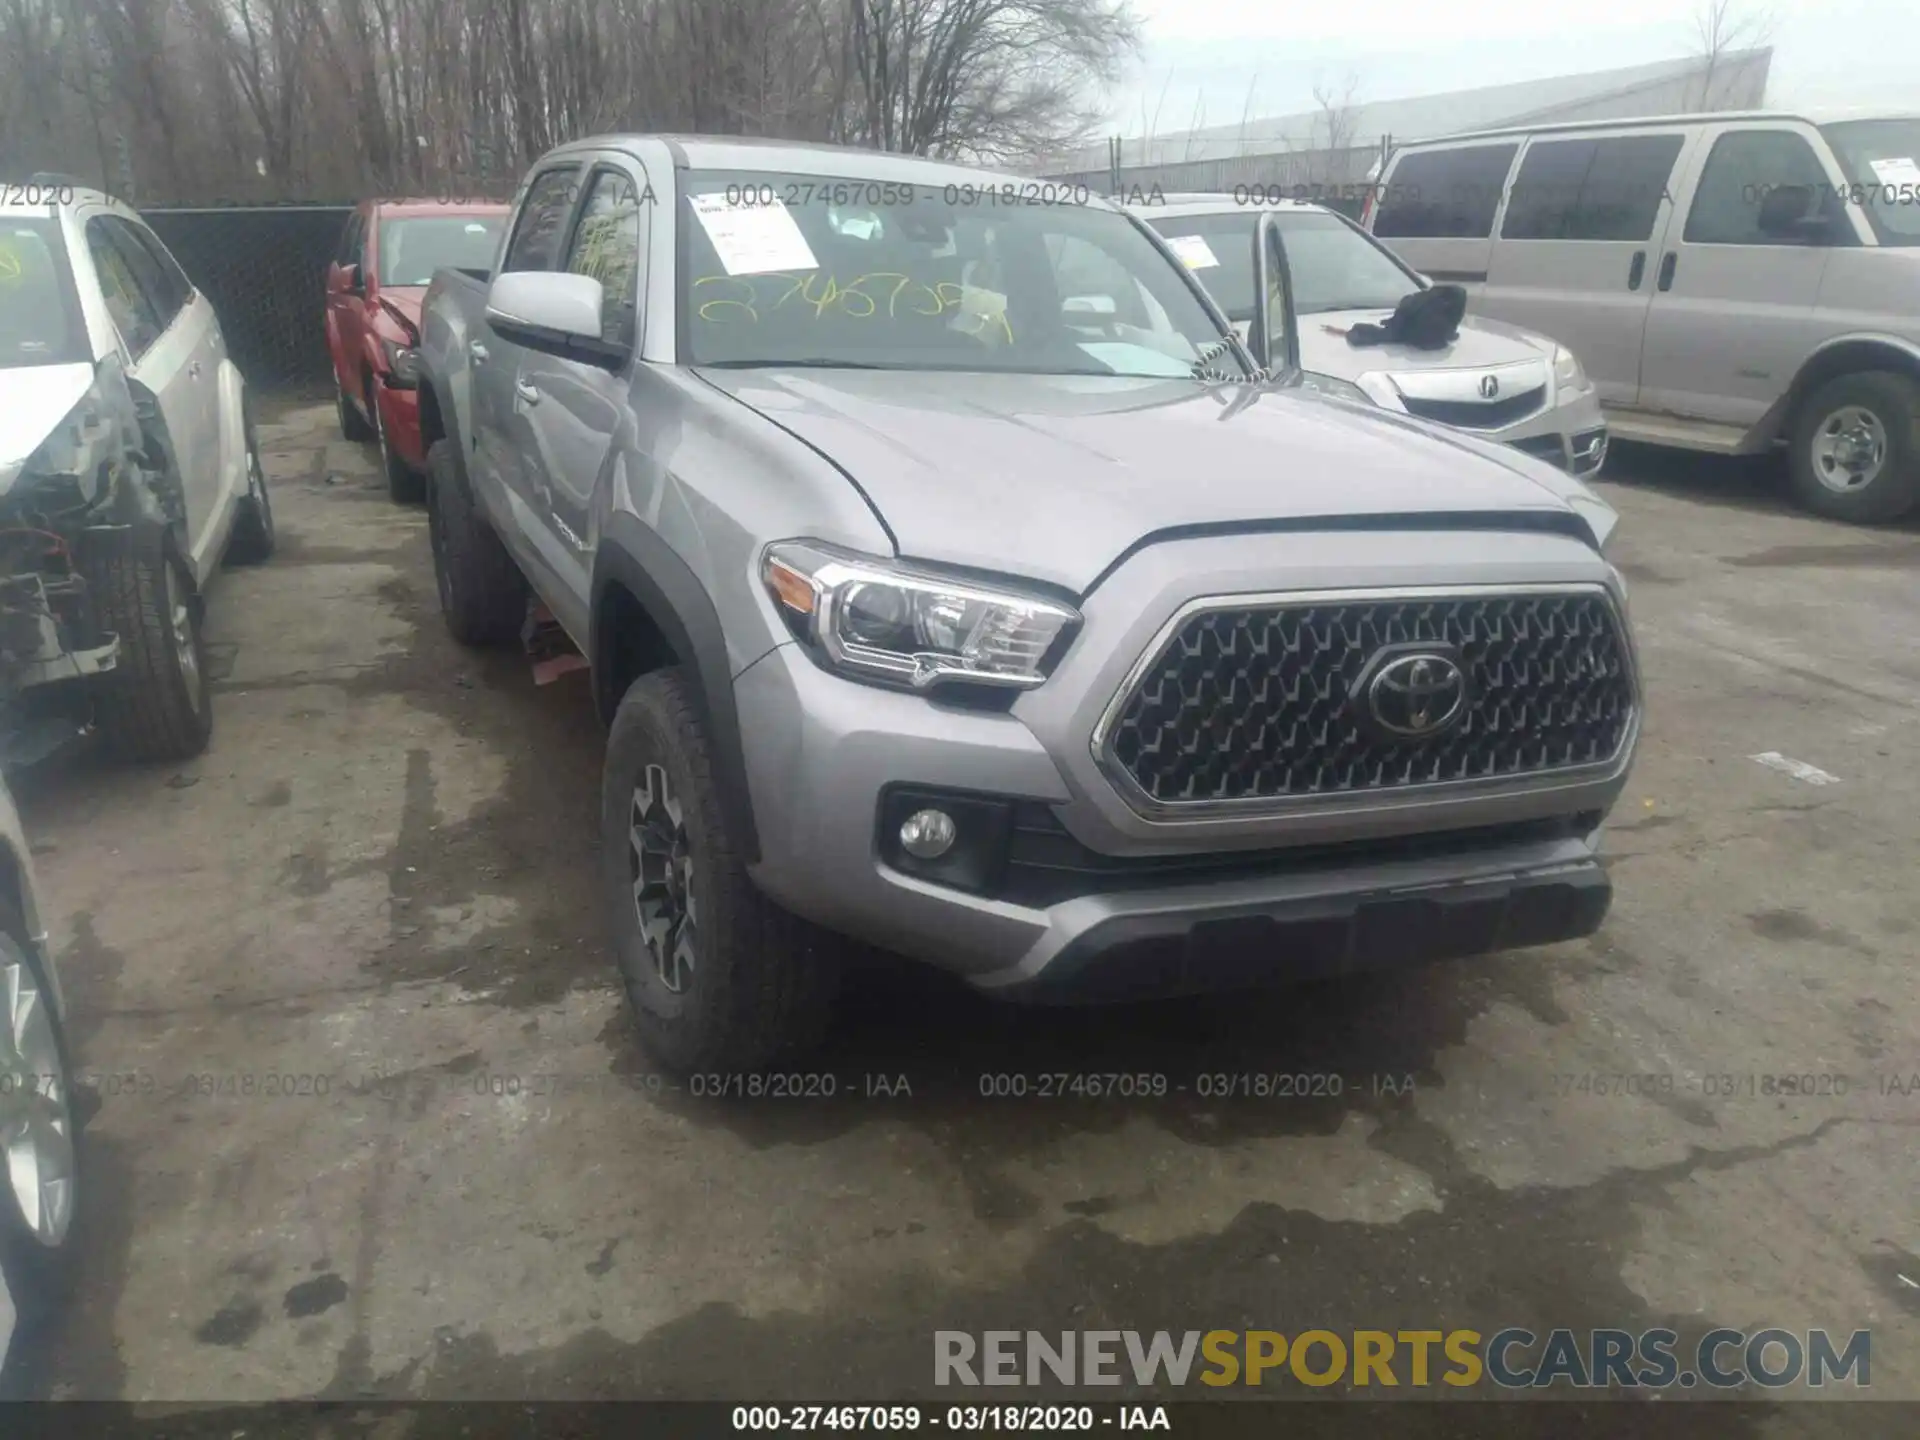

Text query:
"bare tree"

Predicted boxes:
[[1306, 70, 1360, 184], [3, 0, 1129, 200], [1688, 0, 1773, 112], [840, 0, 1139, 164]]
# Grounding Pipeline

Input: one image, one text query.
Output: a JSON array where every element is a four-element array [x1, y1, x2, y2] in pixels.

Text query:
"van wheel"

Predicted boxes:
[[0, 902, 82, 1367], [336, 372, 373, 442], [425, 440, 523, 647], [86, 525, 213, 763], [373, 384, 424, 504], [1788, 371, 1920, 524], [601, 669, 839, 1075], [225, 411, 276, 565]]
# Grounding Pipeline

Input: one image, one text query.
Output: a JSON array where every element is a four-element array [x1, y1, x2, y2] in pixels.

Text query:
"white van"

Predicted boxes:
[[1364, 110, 1920, 523]]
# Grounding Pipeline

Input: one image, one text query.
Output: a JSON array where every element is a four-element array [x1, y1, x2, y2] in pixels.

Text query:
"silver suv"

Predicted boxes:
[[1135, 195, 1608, 475], [417, 136, 1642, 1073]]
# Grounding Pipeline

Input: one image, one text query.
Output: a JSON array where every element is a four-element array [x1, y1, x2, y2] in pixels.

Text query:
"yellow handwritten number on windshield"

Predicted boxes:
[[694, 272, 1015, 342]]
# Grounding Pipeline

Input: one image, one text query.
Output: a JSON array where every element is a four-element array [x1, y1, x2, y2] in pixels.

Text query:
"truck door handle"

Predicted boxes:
[[470, 342, 490, 365], [1656, 252, 1678, 292], [1627, 250, 1646, 290], [189, 361, 202, 379], [514, 381, 541, 405]]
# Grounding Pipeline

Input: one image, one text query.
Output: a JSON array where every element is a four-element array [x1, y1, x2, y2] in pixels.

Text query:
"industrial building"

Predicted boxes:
[[1040, 48, 1773, 201]]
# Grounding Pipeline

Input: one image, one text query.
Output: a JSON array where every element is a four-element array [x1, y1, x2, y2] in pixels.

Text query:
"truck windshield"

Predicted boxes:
[[1820, 119, 1920, 247], [679, 171, 1247, 378], [1144, 210, 1421, 321], [0, 218, 89, 369], [378, 215, 506, 286]]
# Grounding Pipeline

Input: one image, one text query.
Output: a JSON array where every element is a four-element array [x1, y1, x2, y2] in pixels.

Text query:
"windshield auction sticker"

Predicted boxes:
[[690, 192, 820, 276], [1164, 234, 1221, 270], [1867, 156, 1920, 188]]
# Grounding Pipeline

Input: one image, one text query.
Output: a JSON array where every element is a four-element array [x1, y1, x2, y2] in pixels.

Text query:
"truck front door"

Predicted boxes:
[[474, 163, 584, 600], [511, 162, 649, 645]]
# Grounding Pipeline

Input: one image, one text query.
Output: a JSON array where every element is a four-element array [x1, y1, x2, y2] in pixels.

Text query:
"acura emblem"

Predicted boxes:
[[1478, 373, 1500, 399], [1354, 647, 1469, 741]]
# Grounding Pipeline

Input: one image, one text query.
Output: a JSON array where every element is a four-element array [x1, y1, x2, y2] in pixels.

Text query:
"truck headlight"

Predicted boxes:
[[762, 541, 1080, 692], [1553, 345, 1592, 397], [381, 337, 422, 388], [1297, 371, 1372, 404]]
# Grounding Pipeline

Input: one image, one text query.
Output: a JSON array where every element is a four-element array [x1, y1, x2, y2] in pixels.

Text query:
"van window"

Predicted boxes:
[[1374, 144, 1517, 238], [1818, 118, 1920, 247], [1686, 131, 1835, 245], [1503, 135, 1683, 241]]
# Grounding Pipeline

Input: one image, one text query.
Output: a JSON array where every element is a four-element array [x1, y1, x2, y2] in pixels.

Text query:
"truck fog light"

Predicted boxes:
[[899, 808, 958, 859]]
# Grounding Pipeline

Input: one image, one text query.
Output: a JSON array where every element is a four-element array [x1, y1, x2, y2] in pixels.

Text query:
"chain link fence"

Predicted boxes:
[[144, 206, 354, 391]]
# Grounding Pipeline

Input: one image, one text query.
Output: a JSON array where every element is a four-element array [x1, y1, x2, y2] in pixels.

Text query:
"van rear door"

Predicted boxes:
[[1477, 125, 1694, 408]]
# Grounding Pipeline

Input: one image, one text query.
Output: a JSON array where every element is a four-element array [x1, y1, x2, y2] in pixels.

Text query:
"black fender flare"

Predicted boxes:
[[591, 513, 761, 864]]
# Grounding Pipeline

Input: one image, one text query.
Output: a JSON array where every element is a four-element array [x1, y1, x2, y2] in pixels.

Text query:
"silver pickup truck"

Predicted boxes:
[[417, 136, 1642, 1074]]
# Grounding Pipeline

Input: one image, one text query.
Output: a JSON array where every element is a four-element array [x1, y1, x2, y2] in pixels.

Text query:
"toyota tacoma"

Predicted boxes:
[[414, 137, 1642, 1073]]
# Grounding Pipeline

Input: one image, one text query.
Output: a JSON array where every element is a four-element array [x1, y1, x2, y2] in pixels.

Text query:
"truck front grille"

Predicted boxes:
[[1099, 589, 1635, 810]]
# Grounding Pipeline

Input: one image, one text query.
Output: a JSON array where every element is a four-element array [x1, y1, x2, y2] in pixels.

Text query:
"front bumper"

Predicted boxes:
[[374, 381, 426, 470], [1363, 376, 1609, 477], [735, 637, 1619, 1002]]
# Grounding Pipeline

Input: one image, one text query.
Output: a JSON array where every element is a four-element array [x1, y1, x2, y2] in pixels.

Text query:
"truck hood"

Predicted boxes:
[[699, 368, 1598, 594], [1296, 309, 1554, 381], [0, 361, 94, 483]]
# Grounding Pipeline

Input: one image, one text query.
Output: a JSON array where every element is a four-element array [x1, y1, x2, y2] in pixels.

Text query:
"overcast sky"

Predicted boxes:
[[1108, 0, 1918, 137]]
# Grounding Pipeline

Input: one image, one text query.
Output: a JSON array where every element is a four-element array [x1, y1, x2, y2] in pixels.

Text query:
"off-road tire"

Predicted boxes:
[[374, 381, 425, 504], [87, 526, 213, 762], [1788, 370, 1920, 524], [602, 668, 839, 1074], [0, 899, 82, 1375], [337, 371, 373, 441], [426, 439, 523, 646], [225, 408, 276, 565]]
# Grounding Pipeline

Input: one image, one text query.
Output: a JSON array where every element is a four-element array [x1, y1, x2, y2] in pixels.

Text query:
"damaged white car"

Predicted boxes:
[[0, 179, 273, 766]]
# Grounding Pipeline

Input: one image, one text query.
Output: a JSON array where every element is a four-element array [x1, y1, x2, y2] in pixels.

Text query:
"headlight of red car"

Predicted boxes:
[[380, 336, 422, 389]]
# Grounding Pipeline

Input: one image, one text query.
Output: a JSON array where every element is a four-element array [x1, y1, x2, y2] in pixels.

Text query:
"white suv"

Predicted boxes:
[[0, 175, 274, 766]]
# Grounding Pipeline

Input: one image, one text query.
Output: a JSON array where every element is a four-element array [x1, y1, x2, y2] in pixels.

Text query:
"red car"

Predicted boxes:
[[325, 199, 509, 501]]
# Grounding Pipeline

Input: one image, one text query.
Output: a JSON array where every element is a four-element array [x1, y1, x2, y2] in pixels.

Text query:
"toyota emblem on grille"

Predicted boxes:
[[1354, 646, 1469, 741], [1478, 373, 1500, 399]]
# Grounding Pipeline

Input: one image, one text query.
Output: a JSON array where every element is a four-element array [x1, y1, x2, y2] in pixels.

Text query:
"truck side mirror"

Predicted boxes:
[[485, 271, 627, 369], [345, 262, 364, 294], [1247, 213, 1302, 378]]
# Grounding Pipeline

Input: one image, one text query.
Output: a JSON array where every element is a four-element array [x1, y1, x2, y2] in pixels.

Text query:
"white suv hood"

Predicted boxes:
[[0, 361, 94, 474]]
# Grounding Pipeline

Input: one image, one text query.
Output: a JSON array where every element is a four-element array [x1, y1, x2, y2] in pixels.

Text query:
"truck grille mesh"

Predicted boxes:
[[1103, 592, 1635, 807]]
